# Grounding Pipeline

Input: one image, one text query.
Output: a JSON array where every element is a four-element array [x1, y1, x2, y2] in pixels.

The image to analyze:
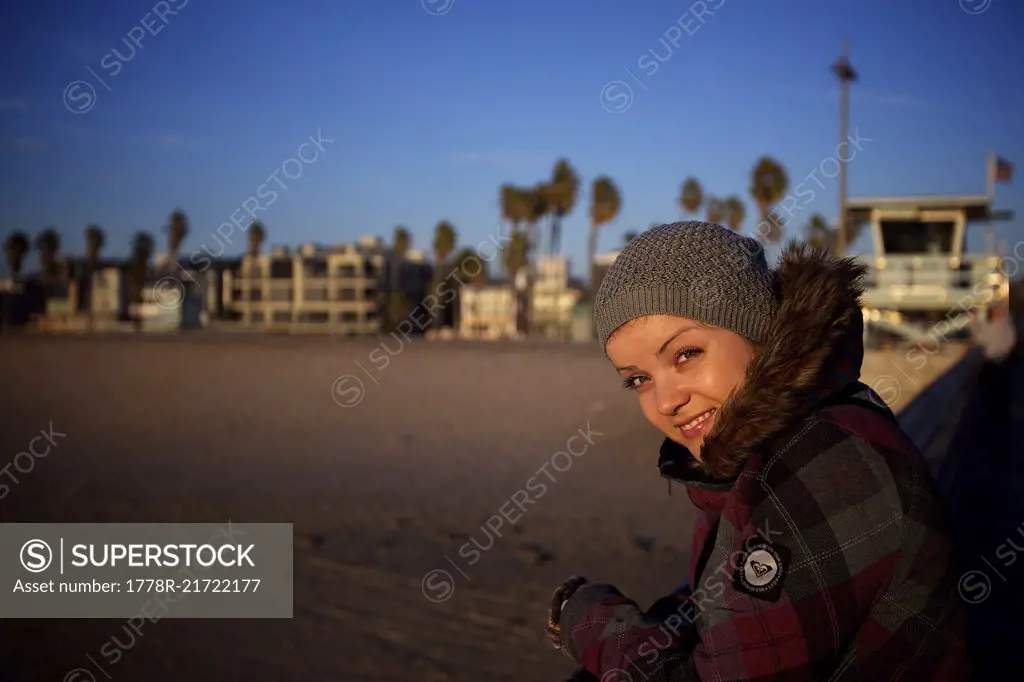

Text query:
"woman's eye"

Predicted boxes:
[[622, 376, 648, 390], [675, 347, 704, 364]]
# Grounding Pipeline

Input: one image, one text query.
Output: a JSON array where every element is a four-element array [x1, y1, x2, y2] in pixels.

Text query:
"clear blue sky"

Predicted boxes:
[[1, 0, 1022, 276]]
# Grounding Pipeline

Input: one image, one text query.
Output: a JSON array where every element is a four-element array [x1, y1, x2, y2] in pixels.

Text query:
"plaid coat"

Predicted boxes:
[[557, 246, 970, 681]]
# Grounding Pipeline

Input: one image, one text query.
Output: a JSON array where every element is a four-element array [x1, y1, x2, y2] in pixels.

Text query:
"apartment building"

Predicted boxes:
[[87, 260, 223, 326], [458, 282, 518, 339], [88, 265, 124, 321], [530, 255, 584, 340], [453, 256, 587, 341], [227, 242, 377, 333], [226, 237, 433, 334], [15, 240, 433, 335]]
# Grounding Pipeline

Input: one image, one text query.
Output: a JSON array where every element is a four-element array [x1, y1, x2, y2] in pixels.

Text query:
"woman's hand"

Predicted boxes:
[[546, 575, 588, 653]]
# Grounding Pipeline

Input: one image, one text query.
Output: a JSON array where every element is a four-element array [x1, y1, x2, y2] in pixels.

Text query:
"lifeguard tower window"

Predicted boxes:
[[879, 220, 956, 255]]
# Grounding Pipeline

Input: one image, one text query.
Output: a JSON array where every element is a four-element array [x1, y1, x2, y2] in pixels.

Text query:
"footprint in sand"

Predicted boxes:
[[446, 530, 470, 544], [515, 542, 555, 565], [631, 535, 656, 554]]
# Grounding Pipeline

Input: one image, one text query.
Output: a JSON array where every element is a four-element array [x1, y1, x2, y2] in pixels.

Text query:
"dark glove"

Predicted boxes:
[[646, 580, 691, 621], [546, 575, 588, 653]]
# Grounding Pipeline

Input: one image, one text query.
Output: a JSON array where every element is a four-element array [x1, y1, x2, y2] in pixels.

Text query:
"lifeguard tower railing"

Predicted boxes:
[[845, 194, 1013, 344]]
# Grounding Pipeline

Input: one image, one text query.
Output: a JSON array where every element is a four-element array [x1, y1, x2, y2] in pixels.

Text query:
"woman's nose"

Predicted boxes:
[[655, 381, 690, 417]]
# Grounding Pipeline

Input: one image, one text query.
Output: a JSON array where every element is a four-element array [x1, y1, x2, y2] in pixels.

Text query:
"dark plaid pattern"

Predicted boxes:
[[554, 246, 970, 680], [558, 398, 970, 680]]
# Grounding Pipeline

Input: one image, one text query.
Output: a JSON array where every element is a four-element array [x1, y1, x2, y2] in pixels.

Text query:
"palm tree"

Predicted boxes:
[[537, 183, 556, 255], [503, 231, 530, 285], [806, 214, 834, 252], [129, 231, 155, 331], [500, 184, 530, 236], [35, 228, 61, 285], [679, 178, 703, 217], [499, 184, 532, 333], [528, 184, 550, 253], [750, 157, 789, 243], [432, 220, 457, 329], [248, 221, 267, 258], [164, 209, 189, 272], [388, 226, 412, 327], [725, 196, 746, 232], [84, 225, 105, 330], [4, 231, 30, 286], [705, 196, 727, 225], [546, 159, 579, 255], [246, 221, 266, 321], [451, 246, 488, 285], [588, 176, 623, 297], [504, 230, 530, 334]]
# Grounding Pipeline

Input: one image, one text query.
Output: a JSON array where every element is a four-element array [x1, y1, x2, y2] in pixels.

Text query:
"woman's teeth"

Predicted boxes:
[[682, 409, 715, 431]]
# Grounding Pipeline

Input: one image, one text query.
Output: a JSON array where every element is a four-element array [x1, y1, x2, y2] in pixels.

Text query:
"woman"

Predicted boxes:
[[971, 302, 1018, 365], [970, 302, 1018, 419], [546, 222, 970, 681]]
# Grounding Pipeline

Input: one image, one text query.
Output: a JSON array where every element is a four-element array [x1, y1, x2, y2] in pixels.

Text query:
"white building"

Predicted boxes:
[[530, 256, 583, 339], [224, 237, 433, 334], [227, 242, 383, 334], [458, 284, 518, 340]]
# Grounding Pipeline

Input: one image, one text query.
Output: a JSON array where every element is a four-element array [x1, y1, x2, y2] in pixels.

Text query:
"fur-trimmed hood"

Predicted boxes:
[[660, 243, 869, 483]]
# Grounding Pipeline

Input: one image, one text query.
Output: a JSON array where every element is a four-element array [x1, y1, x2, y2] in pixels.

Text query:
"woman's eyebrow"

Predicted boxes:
[[656, 324, 701, 357], [614, 325, 701, 372]]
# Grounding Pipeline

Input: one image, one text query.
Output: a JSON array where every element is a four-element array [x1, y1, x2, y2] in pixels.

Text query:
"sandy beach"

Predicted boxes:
[[0, 334, 963, 682]]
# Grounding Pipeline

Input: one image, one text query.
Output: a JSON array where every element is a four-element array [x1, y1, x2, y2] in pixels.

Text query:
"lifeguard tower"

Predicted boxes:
[[846, 193, 1014, 345]]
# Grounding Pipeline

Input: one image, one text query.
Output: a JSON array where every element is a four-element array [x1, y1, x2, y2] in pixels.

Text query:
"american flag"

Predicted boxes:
[[992, 154, 1014, 183]]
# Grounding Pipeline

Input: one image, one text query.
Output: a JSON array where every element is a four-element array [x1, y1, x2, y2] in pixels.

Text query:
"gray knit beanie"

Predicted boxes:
[[593, 221, 776, 349]]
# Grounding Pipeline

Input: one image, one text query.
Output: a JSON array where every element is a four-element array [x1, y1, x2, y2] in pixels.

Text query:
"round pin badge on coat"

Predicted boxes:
[[744, 549, 779, 586], [733, 538, 790, 602]]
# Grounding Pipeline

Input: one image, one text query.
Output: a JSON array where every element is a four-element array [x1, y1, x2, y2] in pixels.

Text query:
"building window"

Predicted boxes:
[[337, 265, 358, 278], [364, 288, 377, 300], [305, 287, 328, 301], [306, 260, 328, 277], [879, 220, 955, 255], [337, 288, 357, 301], [269, 288, 292, 302], [251, 311, 264, 323], [232, 288, 243, 300], [270, 260, 293, 279], [249, 289, 263, 302], [273, 311, 291, 323], [338, 311, 359, 323], [301, 311, 329, 323]]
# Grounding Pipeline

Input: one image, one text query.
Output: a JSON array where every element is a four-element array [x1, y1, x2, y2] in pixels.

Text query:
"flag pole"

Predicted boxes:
[[985, 149, 996, 256], [986, 148, 995, 199]]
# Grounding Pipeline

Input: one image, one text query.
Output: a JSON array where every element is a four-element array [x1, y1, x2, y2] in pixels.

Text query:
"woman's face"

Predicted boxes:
[[606, 314, 755, 457]]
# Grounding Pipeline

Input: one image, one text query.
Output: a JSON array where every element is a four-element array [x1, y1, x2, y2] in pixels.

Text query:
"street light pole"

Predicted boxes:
[[831, 38, 858, 256]]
